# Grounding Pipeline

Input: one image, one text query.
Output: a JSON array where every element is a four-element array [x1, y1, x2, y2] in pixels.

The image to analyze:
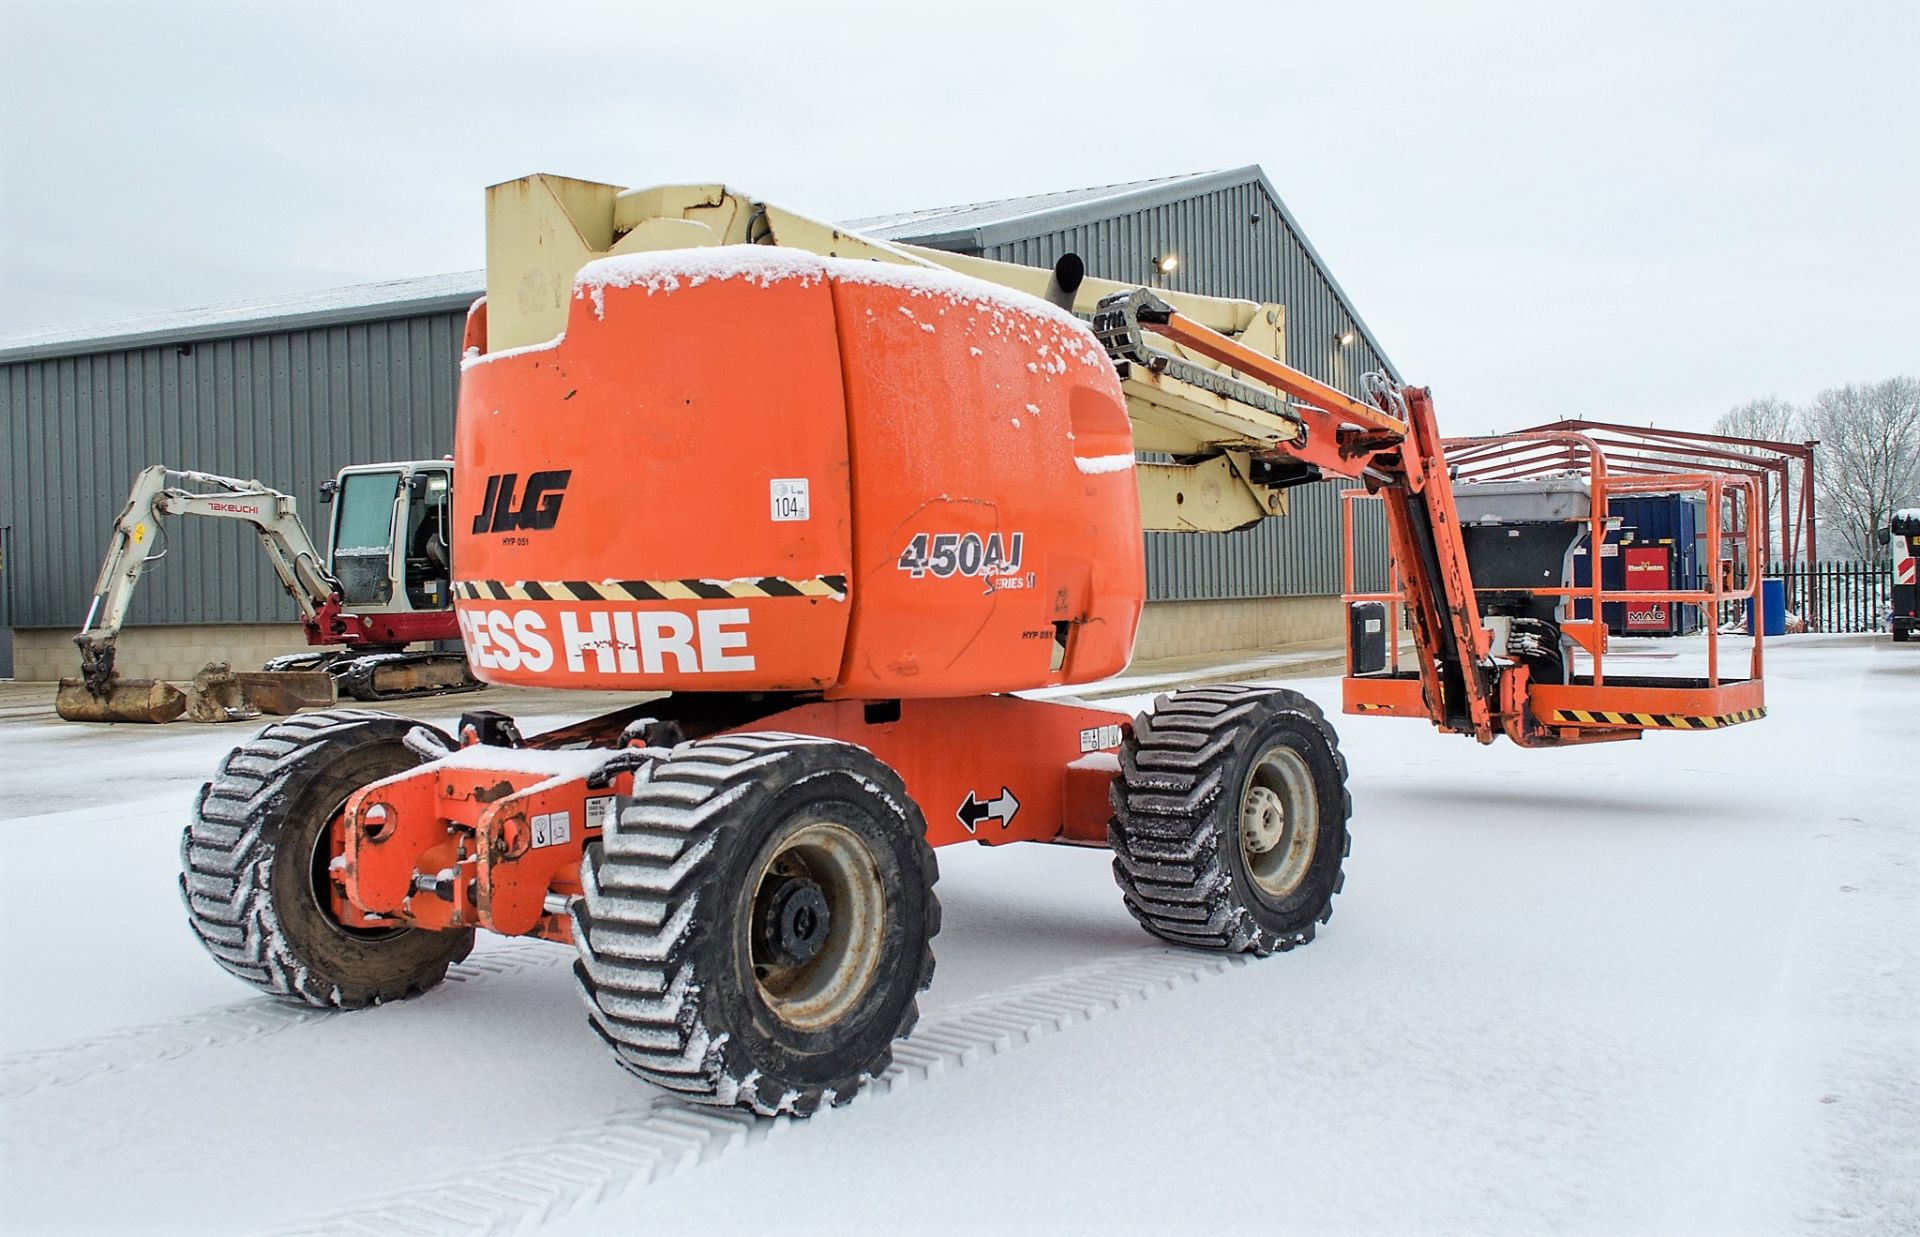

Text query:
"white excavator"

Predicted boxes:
[[56, 460, 478, 723]]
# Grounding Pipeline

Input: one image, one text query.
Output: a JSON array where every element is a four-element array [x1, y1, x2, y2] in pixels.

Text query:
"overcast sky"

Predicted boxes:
[[2, 0, 1914, 434]]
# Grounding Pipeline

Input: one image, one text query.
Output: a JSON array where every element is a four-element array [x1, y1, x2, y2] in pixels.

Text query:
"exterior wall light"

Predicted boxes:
[[1337, 329, 1356, 346], [1155, 253, 1179, 274]]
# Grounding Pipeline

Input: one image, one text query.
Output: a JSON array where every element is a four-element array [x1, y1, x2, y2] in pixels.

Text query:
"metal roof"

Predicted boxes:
[[843, 171, 1208, 244], [0, 165, 1393, 371], [0, 269, 485, 364]]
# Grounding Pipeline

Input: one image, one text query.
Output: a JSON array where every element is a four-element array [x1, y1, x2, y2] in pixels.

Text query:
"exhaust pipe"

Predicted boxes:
[[1043, 253, 1085, 312]]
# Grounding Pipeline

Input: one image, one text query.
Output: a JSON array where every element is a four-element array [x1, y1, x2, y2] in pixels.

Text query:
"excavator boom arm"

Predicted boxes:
[[75, 466, 338, 685]]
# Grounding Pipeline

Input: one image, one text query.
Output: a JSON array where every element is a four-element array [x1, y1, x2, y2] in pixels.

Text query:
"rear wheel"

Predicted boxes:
[[180, 709, 474, 1007], [572, 733, 939, 1116], [1109, 686, 1351, 954]]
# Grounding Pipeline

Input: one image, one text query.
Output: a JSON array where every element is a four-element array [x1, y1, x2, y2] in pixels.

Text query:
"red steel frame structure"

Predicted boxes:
[[1454, 418, 1818, 622]]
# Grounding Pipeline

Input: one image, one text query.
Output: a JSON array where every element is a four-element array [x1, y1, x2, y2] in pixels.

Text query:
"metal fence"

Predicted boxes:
[[1719, 561, 1893, 633], [1773, 561, 1894, 633]]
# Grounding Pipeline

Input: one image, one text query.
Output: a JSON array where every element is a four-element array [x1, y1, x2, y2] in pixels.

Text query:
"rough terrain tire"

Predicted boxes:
[[572, 733, 940, 1116], [180, 709, 475, 1008], [1109, 685, 1351, 955], [1895, 626, 1911, 643]]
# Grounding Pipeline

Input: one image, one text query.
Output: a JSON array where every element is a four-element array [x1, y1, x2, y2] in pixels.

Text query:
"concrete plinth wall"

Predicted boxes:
[[1129, 596, 1345, 662], [6, 596, 1348, 683], [8, 624, 317, 683]]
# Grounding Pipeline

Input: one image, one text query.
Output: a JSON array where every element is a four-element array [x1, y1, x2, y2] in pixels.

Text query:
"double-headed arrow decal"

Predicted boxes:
[[956, 786, 1021, 833]]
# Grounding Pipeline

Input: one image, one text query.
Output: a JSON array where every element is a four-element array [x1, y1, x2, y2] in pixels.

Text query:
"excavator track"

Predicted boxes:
[[263, 649, 481, 703], [330, 651, 481, 702]]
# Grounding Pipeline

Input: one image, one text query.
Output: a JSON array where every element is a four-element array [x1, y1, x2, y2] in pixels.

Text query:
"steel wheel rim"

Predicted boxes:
[[1239, 745, 1318, 899], [307, 792, 407, 941], [748, 820, 886, 1031]]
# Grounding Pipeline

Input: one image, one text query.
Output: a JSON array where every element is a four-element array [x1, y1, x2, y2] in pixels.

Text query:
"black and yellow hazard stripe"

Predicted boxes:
[[454, 575, 848, 603], [1545, 706, 1766, 731], [1352, 703, 1397, 712]]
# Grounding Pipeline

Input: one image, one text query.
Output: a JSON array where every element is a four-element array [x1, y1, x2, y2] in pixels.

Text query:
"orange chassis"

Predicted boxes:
[[334, 694, 1131, 945]]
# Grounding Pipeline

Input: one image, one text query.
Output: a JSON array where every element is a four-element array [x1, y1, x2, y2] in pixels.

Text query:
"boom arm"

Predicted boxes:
[[1092, 292, 1498, 741], [479, 176, 1498, 740], [74, 465, 339, 690], [470, 173, 1768, 750]]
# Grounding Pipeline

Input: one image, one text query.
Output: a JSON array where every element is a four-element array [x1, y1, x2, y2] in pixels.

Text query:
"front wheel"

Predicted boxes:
[[572, 733, 940, 1116], [180, 709, 475, 1007], [1108, 686, 1351, 955]]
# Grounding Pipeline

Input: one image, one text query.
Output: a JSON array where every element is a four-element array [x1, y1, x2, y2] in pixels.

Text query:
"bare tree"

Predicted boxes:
[[1807, 376, 1920, 557], [1714, 396, 1803, 445], [1711, 396, 1809, 562]]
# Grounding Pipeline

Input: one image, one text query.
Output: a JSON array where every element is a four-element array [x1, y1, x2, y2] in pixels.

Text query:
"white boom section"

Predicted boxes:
[[78, 466, 336, 642]]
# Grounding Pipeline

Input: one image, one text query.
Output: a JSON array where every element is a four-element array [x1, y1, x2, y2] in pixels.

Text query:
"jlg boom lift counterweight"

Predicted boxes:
[[180, 175, 1766, 1115]]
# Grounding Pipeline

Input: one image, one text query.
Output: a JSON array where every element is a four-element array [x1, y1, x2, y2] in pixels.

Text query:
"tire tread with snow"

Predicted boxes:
[[1108, 685, 1351, 955], [180, 709, 474, 1008], [572, 733, 939, 1117]]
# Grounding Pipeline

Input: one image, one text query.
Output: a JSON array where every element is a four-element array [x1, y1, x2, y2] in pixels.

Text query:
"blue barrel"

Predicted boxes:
[[1747, 576, 1787, 635]]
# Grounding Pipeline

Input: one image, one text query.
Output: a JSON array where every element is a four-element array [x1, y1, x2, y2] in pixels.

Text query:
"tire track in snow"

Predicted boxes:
[[271, 947, 1251, 1236], [0, 940, 570, 1101]]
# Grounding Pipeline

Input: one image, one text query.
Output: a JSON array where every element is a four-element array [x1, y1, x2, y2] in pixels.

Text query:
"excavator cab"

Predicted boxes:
[[321, 462, 453, 613]]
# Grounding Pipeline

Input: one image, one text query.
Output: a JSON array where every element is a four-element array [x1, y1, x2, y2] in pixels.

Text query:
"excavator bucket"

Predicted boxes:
[[183, 664, 336, 723], [55, 676, 189, 724], [53, 665, 335, 724]]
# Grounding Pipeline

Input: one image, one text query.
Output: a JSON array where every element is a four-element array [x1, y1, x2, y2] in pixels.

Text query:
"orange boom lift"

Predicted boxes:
[[179, 177, 1763, 1115]]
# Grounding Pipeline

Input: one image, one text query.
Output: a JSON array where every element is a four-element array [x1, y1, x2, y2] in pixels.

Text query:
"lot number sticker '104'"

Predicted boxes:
[[897, 532, 1024, 580], [770, 478, 810, 522]]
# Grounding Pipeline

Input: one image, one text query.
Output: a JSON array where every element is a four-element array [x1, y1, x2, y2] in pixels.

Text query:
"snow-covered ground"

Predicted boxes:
[[0, 635, 1913, 1235]]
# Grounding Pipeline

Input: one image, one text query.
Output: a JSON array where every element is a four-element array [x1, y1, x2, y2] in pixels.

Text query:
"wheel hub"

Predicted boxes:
[[1238, 744, 1320, 899], [1241, 785, 1287, 854], [755, 873, 831, 967], [746, 820, 886, 1031]]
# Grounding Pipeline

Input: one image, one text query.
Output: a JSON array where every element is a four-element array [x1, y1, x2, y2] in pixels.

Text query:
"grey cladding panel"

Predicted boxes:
[[0, 310, 467, 630]]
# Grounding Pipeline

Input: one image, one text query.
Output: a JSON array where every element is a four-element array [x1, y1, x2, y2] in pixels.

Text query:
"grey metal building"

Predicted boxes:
[[0, 166, 1395, 679]]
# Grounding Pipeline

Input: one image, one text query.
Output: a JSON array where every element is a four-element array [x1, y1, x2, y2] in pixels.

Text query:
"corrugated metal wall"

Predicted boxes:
[[0, 311, 466, 628], [976, 177, 1393, 601]]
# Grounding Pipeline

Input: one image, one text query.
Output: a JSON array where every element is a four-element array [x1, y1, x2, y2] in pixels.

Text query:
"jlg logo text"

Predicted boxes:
[[457, 607, 755, 675], [473, 471, 571, 534]]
